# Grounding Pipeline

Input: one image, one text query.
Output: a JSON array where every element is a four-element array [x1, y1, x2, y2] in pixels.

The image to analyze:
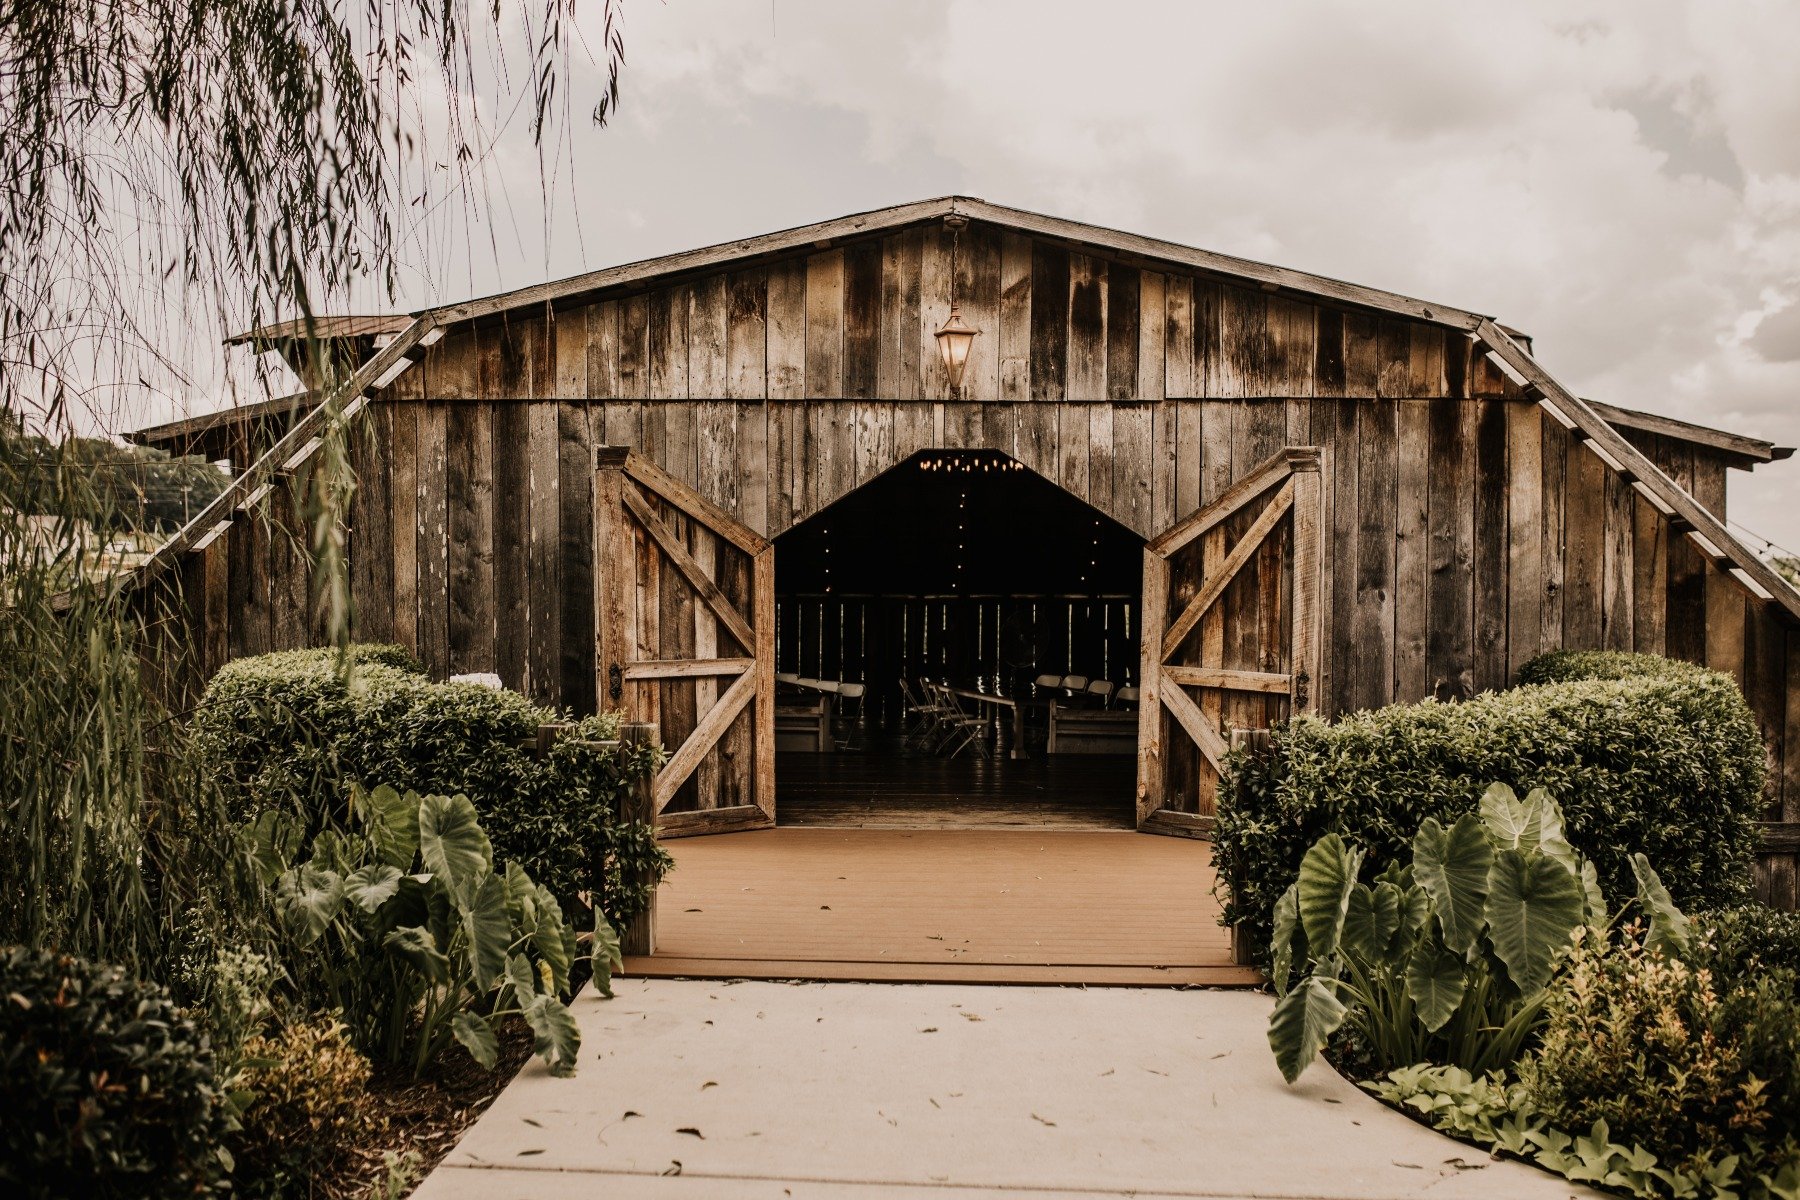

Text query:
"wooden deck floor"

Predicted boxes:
[[623, 828, 1258, 987]]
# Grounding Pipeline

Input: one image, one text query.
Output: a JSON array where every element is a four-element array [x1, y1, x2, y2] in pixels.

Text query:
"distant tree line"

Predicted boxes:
[[0, 414, 228, 534]]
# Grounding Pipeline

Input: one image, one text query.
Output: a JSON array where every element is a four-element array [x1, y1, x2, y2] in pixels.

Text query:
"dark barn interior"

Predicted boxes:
[[773, 450, 1143, 827]]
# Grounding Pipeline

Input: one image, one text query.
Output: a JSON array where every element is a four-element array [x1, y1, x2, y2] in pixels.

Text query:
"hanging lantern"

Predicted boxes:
[[934, 305, 979, 395]]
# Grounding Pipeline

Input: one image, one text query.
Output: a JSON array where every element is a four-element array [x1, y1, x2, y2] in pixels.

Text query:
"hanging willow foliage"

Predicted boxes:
[[0, 0, 626, 983]]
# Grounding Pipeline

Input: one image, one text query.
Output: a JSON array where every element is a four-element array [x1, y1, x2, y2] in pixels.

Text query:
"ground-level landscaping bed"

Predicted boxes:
[[1219, 650, 1800, 1200]]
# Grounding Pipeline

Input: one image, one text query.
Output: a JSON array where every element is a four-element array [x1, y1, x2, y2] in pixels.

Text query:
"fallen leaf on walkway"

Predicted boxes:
[[1443, 1158, 1484, 1171], [676, 1127, 705, 1139], [1392, 1161, 1422, 1169], [820, 905, 831, 910], [1031, 1113, 1057, 1127], [1210, 1052, 1230, 1060], [929, 1098, 940, 1109], [685, 908, 703, 912], [1142, 1068, 1168, 1076], [1322, 1097, 1340, 1104], [517, 1149, 545, 1157], [662, 1161, 682, 1176], [920, 1026, 938, 1033], [522, 1118, 542, 1127], [1099, 1069, 1114, 1076], [623, 1111, 641, 1119], [961, 1012, 982, 1021], [701, 1081, 717, 1090]]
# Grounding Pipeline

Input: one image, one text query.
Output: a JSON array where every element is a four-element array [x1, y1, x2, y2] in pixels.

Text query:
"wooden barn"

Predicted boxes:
[[134, 196, 1800, 917]]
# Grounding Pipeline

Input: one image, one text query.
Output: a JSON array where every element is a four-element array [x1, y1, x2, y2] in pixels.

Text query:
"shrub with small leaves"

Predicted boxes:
[[1691, 904, 1800, 1000], [228, 1017, 374, 1199], [1527, 928, 1800, 1183], [0, 946, 230, 1200]]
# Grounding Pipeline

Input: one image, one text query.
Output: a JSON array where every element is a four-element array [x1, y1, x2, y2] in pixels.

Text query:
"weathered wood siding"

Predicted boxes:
[[161, 216, 1800, 906]]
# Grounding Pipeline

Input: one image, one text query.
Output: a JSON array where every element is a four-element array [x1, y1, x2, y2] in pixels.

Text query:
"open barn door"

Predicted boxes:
[[1136, 447, 1324, 837], [594, 448, 774, 837]]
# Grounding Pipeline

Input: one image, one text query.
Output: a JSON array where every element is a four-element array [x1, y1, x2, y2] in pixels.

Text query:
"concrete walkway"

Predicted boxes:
[[413, 980, 1593, 1200]]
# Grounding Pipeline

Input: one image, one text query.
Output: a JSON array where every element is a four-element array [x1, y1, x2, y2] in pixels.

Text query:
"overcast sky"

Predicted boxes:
[[186, 1, 1800, 553]]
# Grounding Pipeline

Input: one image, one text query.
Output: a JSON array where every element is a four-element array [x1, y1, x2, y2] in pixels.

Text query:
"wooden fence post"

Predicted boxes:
[[618, 721, 659, 956]]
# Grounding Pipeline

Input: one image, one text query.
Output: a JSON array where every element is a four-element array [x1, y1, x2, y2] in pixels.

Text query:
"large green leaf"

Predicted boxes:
[[245, 809, 300, 886], [464, 870, 513, 993], [1630, 853, 1690, 959], [384, 925, 452, 985], [522, 993, 581, 1077], [344, 863, 404, 913], [419, 793, 493, 908], [1341, 884, 1388, 967], [1270, 883, 1301, 994], [1370, 881, 1407, 959], [1486, 848, 1585, 994], [1267, 974, 1348, 1084], [276, 865, 344, 946], [1405, 924, 1468, 1032], [1412, 813, 1492, 955], [591, 917, 623, 1000], [531, 881, 572, 993], [1479, 783, 1536, 850], [505, 952, 539, 1005], [365, 784, 422, 869], [451, 1011, 498, 1069], [1297, 834, 1362, 962], [504, 860, 538, 928]]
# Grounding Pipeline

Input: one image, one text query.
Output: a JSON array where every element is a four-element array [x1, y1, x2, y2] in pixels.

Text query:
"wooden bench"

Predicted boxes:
[[1047, 704, 1137, 755], [776, 697, 832, 753]]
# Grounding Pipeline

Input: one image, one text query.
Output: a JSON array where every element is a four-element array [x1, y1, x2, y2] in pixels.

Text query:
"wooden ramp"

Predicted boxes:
[[622, 828, 1260, 987]]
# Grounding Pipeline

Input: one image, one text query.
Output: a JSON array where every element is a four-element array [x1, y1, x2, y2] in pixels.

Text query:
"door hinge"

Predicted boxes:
[[1292, 669, 1310, 711], [607, 663, 623, 703]]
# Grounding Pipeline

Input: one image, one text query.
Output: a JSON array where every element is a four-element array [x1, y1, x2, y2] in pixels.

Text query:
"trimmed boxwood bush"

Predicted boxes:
[[0, 946, 230, 1199], [1514, 648, 1715, 687], [191, 646, 668, 927], [1216, 652, 1766, 957], [1692, 904, 1800, 999]]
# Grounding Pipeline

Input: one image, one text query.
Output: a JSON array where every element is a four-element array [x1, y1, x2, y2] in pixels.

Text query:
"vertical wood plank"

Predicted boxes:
[[1601, 461, 1635, 651], [1631, 487, 1668, 656], [843, 240, 882, 401], [960, 222, 1002, 402], [1562, 441, 1606, 649], [1540, 414, 1568, 655], [489, 403, 528, 686], [1029, 242, 1069, 401], [1425, 395, 1475, 700], [1106, 263, 1141, 401], [1354, 398, 1398, 711], [1393, 400, 1430, 702], [920, 224, 953, 400], [766, 259, 807, 403], [688, 274, 729, 398], [416, 402, 449, 676], [1136, 553, 1169, 824], [1066, 254, 1107, 402], [727, 269, 769, 402], [1695, 462, 1746, 686], [1164, 275, 1195, 398], [1504, 399, 1543, 679], [999, 232, 1033, 402], [1472, 398, 1509, 693], [557, 401, 595, 710], [526, 403, 562, 703]]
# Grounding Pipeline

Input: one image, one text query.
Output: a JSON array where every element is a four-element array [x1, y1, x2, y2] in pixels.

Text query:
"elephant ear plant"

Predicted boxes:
[[250, 785, 623, 1078], [1267, 783, 1689, 1084]]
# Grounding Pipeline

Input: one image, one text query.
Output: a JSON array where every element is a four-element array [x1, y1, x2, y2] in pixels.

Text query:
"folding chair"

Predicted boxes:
[[930, 682, 991, 759], [1086, 679, 1116, 708], [898, 677, 947, 747]]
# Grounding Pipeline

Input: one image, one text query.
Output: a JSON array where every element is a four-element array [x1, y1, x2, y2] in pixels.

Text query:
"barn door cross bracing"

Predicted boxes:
[[1136, 447, 1325, 837], [594, 448, 775, 836]]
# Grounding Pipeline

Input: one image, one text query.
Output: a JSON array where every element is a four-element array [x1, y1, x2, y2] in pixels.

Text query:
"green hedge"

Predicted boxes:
[[1514, 648, 1715, 687], [1215, 652, 1767, 957], [191, 646, 668, 927], [0, 946, 230, 1200]]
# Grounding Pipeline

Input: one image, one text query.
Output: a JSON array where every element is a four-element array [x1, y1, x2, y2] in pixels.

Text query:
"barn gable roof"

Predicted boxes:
[[133, 197, 1800, 623]]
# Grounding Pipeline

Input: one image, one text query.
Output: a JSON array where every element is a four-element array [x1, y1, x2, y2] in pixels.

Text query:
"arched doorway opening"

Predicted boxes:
[[771, 449, 1144, 828]]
